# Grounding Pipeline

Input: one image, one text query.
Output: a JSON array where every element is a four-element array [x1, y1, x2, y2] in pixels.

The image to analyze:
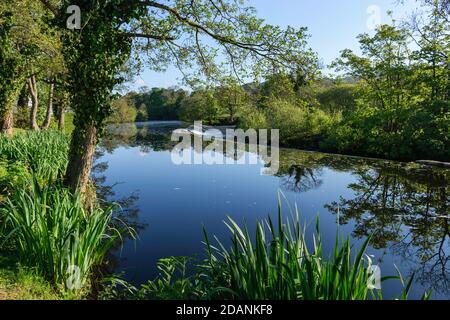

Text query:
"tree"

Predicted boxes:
[[215, 77, 249, 123], [135, 103, 148, 122], [258, 73, 299, 108], [408, 0, 449, 101], [53, 81, 70, 131], [41, 80, 55, 130], [0, 0, 63, 132], [315, 82, 357, 115], [0, 11, 23, 134], [107, 96, 138, 124], [326, 4, 449, 161], [39, 0, 316, 193], [179, 89, 220, 124]]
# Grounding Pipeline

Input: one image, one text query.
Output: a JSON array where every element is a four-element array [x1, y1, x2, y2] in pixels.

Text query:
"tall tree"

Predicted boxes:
[[0, 12, 24, 134], [215, 77, 249, 123], [27, 74, 40, 131], [408, 0, 450, 101], [40, 0, 317, 193], [41, 79, 55, 130]]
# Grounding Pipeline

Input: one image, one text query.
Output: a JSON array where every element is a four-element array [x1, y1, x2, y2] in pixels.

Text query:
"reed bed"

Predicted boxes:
[[201, 198, 425, 300], [0, 130, 69, 183], [0, 180, 123, 292]]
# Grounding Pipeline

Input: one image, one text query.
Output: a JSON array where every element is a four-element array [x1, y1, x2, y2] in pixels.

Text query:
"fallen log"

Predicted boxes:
[[416, 160, 450, 168]]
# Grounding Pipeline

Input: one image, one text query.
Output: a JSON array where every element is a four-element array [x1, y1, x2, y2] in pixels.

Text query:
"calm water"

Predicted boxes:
[[95, 121, 450, 300]]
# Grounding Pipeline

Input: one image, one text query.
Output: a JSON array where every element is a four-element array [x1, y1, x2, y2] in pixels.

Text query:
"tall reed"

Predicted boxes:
[[202, 196, 423, 300], [0, 180, 124, 292], [0, 130, 69, 183]]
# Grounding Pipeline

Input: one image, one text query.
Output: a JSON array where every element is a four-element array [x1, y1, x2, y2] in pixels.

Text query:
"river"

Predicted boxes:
[[94, 121, 450, 300]]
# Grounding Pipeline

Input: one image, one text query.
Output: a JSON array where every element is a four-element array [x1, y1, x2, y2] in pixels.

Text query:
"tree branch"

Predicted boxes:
[[122, 32, 176, 41], [39, 0, 58, 15]]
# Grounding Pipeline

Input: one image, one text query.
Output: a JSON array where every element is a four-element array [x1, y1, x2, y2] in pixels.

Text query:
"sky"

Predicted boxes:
[[131, 0, 420, 90]]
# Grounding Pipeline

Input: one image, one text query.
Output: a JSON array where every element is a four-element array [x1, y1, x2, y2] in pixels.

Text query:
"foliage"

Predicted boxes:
[[0, 252, 69, 300], [0, 11, 24, 129], [322, 99, 449, 160], [107, 96, 137, 124], [179, 89, 221, 124], [0, 180, 125, 292], [129, 88, 186, 121], [202, 203, 383, 300], [239, 106, 268, 130], [264, 99, 337, 148], [325, 6, 449, 161], [135, 103, 148, 122], [316, 83, 357, 115], [215, 78, 251, 123], [0, 130, 69, 188]]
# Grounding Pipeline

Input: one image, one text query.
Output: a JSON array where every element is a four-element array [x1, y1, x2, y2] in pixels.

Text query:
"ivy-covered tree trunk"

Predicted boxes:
[[0, 108, 14, 135], [64, 123, 97, 193], [59, 2, 134, 193], [42, 81, 54, 130], [0, 12, 23, 135]]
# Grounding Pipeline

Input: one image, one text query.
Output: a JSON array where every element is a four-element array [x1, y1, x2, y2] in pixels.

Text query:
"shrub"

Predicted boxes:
[[264, 99, 338, 148]]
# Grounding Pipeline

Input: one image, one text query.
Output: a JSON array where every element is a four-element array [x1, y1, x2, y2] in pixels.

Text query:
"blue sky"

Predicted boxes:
[[132, 0, 419, 89]]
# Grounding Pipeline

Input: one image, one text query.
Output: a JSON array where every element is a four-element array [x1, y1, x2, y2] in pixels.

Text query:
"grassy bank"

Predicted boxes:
[[0, 130, 125, 299], [0, 252, 64, 300]]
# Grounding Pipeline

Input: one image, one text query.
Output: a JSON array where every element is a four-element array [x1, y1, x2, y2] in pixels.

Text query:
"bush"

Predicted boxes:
[[238, 107, 268, 130], [264, 99, 338, 148], [322, 100, 449, 161], [107, 97, 137, 124]]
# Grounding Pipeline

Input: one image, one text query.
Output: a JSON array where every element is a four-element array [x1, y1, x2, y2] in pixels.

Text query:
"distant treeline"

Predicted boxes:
[[110, 76, 357, 126]]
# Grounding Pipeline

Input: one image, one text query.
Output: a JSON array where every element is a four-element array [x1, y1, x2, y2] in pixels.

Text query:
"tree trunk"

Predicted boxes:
[[17, 83, 28, 109], [58, 106, 65, 131], [0, 108, 14, 135], [27, 75, 40, 131], [64, 123, 97, 193], [42, 82, 54, 130]]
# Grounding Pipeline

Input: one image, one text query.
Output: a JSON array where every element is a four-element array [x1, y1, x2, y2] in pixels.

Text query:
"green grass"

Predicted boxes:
[[0, 130, 69, 185], [200, 197, 429, 300], [0, 129, 133, 297], [0, 253, 65, 300], [62, 112, 75, 135]]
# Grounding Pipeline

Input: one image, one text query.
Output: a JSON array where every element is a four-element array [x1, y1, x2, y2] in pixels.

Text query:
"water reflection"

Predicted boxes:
[[325, 164, 450, 294], [96, 122, 450, 298]]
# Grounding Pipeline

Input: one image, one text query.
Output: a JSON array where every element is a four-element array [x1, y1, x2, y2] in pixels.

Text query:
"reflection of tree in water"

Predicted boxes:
[[325, 163, 450, 295], [92, 148, 146, 237], [100, 123, 178, 154], [92, 146, 148, 275], [280, 165, 322, 192]]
